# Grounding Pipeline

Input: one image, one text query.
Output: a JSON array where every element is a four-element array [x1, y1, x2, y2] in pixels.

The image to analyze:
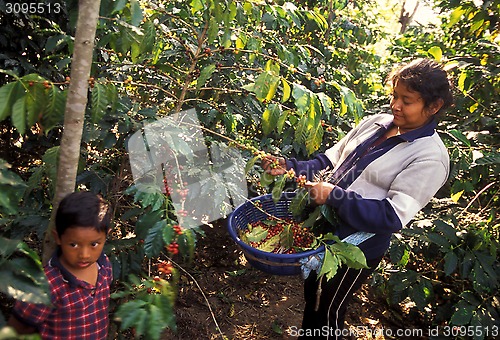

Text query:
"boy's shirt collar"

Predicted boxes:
[[49, 247, 105, 288]]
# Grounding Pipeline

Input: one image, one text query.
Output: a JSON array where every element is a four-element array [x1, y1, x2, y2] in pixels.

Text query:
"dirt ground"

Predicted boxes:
[[0, 219, 422, 340], [161, 219, 422, 340]]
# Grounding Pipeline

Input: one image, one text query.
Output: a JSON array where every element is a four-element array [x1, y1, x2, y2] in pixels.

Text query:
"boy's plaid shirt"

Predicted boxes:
[[12, 251, 112, 339]]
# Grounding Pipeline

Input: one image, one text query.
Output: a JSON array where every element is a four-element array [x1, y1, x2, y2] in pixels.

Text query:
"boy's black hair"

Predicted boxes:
[[55, 191, 111, 236], [387, 58, 454, 115]]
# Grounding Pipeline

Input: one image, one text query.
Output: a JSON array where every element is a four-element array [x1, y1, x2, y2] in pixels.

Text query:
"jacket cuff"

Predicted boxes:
[[326, 186, 345, 209]]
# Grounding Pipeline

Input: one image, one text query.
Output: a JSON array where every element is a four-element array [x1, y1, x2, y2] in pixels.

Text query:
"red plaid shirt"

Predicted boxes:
[[12, 250, 113, 339]]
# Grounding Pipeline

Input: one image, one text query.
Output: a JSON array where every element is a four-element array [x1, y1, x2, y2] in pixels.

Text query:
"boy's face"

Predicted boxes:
[[54, 226, 107, 272]]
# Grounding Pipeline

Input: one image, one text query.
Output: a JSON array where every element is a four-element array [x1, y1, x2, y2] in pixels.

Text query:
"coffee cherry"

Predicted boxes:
[[172, 224, 183, 235], [296, 175, 307, 188], [285, 168, 296, 179], [167, 242, 179, 255]]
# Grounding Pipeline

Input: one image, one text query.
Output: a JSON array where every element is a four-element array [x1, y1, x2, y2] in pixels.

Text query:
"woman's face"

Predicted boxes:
[[390, 80, 439, 133]]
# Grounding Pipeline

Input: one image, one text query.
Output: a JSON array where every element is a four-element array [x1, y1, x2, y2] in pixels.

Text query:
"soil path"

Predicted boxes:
[[162, 220, 410, 340]]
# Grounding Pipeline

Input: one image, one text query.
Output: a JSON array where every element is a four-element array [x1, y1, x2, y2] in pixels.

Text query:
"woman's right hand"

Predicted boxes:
[[260, 155, 287, 176]]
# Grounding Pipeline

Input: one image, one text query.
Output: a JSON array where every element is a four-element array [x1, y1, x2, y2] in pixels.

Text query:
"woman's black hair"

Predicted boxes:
[[387, 58, 454, 115], [55, 191, 111, 236]]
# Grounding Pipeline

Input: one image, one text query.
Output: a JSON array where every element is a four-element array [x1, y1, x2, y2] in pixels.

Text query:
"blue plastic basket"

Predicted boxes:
[[227, 192, 324, 276]]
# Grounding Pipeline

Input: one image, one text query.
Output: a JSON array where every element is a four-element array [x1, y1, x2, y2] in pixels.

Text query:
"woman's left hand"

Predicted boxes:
[[304, 181, 335, 205]]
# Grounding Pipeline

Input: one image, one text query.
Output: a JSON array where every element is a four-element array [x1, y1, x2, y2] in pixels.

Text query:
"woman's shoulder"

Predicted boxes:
[[361, 113, 392, 124], [350, 113, 392, 134], [353, 113, 392, 130], [410, 132, 450, 167]]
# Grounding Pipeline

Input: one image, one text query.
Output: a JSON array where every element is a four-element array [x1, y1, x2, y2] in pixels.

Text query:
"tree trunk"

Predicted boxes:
[[42, 0, 102, 264], [399, 0, 420, 34]]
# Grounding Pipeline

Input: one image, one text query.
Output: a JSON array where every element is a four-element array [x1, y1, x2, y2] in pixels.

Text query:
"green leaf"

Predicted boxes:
[[411, 279, 433, 310], [302, 206, 321, 228], [428, 46, 442, 61], [257, 234, 280, 252], [130, 0, 143, 26], [475, 252, 497, 280], [106, 83, 119, 114], [245, 156, 259, 174], [443, 251, 458, 275], [45, 34, 71, 53], [206, 17, 218, 45], [331, 242, 367, 269], [0, 269, 49, 305], [292, 83, 310, 113], [115, 299, 148, 329], [459, 291, 481, 306], [11, 95, 27, 135], [150, 294, 176, 333], [135, 190, 165, 211], [276, 109, 289, 133], [426, 232, 450, 248], [320, 205, 340, 228], [449, 7, 465, 26], [0, 236, 22, 258], [448, 129, 470, 146], [196, 64, 216, 91], [0, 161, 26, 194], [178, 228, 196, 264], [245, 226, 268, 242], [271, 319, 283, 335], [272, 175, 286, 202], [24, 76, 48, 127], [281, 78, 291, 102], [433, 219, 458, 243], [42, 85, 66, 132], [391, 270, 418, 292], [472, 263, 489, 292], [317, 92, 333, 119], [474, 152, 500, 166], [162, 224, 175, 245], [134, 210, 163, 239], [144, 220, 167, 258], [318, 248, 340, 280], [279, 223, 294, 249], [390, 242, 409, 267], [91, 82, 109, 123], [295, 114, 309, 145], [41, 146, 59, 185], [290, 189, 308, 217], [305, 117, 324, 155], [252, 71, 280, 102], [140, 21, 156, 54], [262, 103, 281, 135], [132, 305, 149, 337], [0, 81, 23, 121], [260, 171, 275, 187], [450, 300, 474, 325], [0, 257, 50, 305]]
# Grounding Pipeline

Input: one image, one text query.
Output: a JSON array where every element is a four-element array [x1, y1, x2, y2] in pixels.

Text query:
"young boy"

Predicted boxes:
[[8, 191, 113, 339]]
